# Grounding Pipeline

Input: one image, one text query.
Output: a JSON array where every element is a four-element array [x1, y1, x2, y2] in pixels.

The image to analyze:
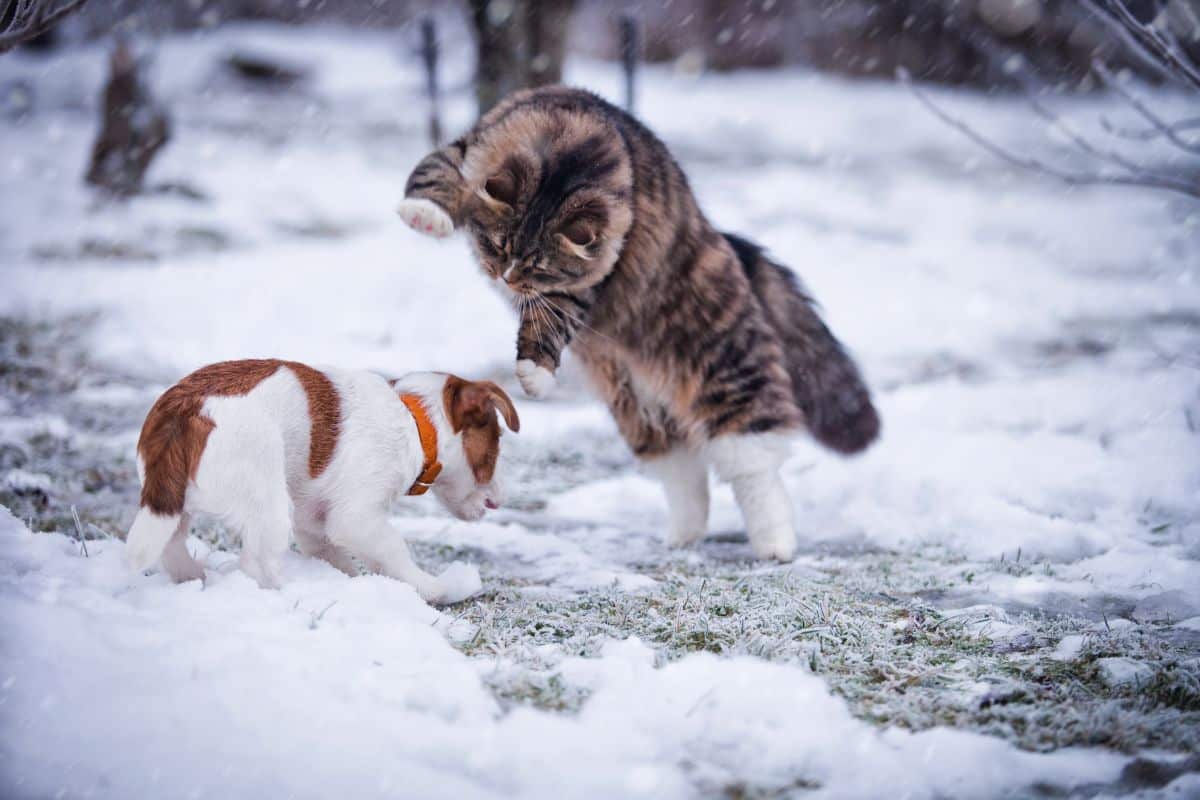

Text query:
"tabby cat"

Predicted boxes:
[[397, 86, 879, 560]]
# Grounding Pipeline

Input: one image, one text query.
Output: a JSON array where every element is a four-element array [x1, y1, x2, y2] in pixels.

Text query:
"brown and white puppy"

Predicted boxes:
[[125, 360, 519, 604]]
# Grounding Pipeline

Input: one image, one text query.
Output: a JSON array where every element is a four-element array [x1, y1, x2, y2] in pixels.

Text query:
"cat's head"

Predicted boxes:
[[460, 112, 634, 294]]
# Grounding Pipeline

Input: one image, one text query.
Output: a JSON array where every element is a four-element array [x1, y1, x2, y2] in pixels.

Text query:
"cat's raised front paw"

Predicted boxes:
[[397, 197, 454, 238], [516, 359, 556, 399]]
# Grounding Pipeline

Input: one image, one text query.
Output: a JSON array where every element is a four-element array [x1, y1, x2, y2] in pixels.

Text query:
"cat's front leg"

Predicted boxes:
[[514, 292, 589, 398], [515, 358, 557, 399], [397, 197, 454, 238], [398, 139, 469, 239]]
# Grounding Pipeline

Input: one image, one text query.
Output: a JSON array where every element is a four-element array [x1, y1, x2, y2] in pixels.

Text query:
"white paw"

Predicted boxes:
[[515, 359, 556, 399], [397, 197, 453, 238], [433, 562, 483, 605], [667, 525, 706, 549], [239, 554, 282, 589], [749, 528, 797, 562]]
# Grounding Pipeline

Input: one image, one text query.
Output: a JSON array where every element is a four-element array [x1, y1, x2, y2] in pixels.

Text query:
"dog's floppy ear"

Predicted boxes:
[[444, 376, 520, 432], [479, 381, 519, 432]]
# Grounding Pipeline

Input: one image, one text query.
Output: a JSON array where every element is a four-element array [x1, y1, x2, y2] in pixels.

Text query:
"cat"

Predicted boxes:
[[397, 86, 879, 560]]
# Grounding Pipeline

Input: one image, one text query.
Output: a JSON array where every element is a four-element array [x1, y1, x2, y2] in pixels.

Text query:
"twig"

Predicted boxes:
[[1101, 115, 1200, 140], [1024, 92, 1149, 174], [0, 0, 91, 54], [1102, 0, 1200, 89], [1092, 60, 1200, 156], [1079, 0, 1200, 91], [308, 601, 337, 630], [87, 521, 113, 540], [70, 504, 87, 557], [901, 69, 1200, 199]]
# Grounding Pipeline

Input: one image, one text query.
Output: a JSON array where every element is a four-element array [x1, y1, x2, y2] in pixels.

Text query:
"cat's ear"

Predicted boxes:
[[478, 170, 518, 210], [557, 209, 604, 259]]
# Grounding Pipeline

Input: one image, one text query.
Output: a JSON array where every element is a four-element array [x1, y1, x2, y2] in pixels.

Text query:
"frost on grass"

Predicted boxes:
[[0, 315, 146, 539], [446, 554, 1200, 755]]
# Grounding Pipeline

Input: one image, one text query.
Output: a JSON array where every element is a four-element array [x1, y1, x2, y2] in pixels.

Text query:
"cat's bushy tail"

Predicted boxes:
[[726, 233, 880, 455]]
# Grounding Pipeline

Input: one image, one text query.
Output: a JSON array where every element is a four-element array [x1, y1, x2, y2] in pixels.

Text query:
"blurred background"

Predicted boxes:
[[16, 0, 1200, 88], [3, 1, 1198, 201]]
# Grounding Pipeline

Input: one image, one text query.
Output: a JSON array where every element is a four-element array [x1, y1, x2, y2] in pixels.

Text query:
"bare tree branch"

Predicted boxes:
[[1077, 0, 1180, 83], [1078, 0, 1200, 90], [1092, 60, 1200, 155], [0, 0, 90, 54], [1024, 92, 1155, 175], [900, 68, 1200, 199], [1101, 114, 1200, 141]]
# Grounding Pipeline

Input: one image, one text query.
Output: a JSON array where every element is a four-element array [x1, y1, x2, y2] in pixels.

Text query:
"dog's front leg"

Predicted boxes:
[[329, 513, 478, 604]]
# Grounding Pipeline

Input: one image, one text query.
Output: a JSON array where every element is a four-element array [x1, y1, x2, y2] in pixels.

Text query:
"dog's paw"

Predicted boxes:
[[749, 526, 797, 562], [516, 359, 556, 399], [434, 562, 483, 605], [666, 524, 706, 549], [397, 197, 454, 238]]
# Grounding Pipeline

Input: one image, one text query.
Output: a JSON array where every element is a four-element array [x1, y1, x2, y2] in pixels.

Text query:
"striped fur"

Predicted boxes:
[[404, 86, 879, 459]]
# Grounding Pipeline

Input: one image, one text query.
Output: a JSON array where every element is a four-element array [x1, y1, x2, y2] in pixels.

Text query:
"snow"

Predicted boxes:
[[1098, 657, 1156, 688], [1, 22, 1198, 798], [0, 509, 1129, 800], [1050, 634, 1087, 662]]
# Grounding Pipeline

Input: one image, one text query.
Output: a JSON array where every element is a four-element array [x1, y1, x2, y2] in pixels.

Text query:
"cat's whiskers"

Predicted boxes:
[[538, 294, 615, 345]]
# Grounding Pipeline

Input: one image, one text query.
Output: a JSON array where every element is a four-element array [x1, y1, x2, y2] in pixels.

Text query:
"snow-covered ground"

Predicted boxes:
[[2, 23, 1199, 799]]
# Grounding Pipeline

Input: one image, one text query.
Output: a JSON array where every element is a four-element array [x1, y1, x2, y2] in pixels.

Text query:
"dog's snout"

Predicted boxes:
[[484, 498, 499, 510]]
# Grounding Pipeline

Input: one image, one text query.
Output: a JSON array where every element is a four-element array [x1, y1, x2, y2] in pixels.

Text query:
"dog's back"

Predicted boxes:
[[126, 359, 343, 585]]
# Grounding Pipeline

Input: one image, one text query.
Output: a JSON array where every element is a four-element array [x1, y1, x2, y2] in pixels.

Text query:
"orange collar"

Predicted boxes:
[[400, 394, 443, 496]]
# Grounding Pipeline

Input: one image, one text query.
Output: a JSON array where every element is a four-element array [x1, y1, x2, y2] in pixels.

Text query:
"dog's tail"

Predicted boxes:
[[125, 506, 182, 572], [126, 385, 211, 572], [727, 232, 880, 455]]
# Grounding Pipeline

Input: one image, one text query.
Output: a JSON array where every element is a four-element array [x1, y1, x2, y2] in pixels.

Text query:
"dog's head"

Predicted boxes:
[[397, 373, 519, 521]]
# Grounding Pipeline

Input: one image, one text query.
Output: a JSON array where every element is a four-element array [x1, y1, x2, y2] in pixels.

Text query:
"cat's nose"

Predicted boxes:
[[502, 260, 519, 284]]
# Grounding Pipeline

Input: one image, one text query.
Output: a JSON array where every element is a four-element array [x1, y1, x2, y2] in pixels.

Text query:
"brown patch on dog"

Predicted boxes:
[[137, 359, 342, 516], [283, 362, 341, 477], [442, 376, 520, 484]]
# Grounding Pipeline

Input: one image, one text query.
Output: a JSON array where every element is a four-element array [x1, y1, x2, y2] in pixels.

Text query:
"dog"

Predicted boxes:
[[124, 359, 519, 604]]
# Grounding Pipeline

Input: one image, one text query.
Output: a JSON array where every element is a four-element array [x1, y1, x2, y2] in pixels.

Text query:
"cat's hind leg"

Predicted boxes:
[[707, 434, 797, 562], [646, 447, 710, 548]]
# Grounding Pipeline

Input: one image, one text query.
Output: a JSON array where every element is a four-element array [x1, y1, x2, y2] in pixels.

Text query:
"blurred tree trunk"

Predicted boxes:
[[468, 0, 576, 116], [468, 0, 521, 116], [85, 42, 170, 196], [523, 0, 573, 88]]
